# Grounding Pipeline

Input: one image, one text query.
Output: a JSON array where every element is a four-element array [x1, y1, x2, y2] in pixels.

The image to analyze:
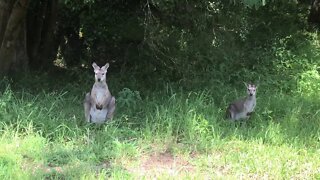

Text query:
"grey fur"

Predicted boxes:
[[226, 83, 257, 120], [84, 62, 116, 123]]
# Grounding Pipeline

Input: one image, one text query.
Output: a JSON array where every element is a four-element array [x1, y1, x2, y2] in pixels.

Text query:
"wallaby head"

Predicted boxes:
[[92, 62, 109, 83], [245, 83, 257, 97]]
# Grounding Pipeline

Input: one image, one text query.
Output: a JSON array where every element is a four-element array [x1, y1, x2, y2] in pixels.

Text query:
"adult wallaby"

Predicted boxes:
[[84, 62, 116, 123], [226, 83, 257, 121]]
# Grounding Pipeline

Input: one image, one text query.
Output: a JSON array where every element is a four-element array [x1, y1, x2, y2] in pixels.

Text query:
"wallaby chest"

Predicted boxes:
[[92, 83, 109, 103], [244, 97, 256, 112]]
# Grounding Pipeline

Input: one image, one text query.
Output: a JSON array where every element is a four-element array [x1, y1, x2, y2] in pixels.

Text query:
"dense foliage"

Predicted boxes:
[[56, 0, 317, 87], [0, 0, 318, 79]]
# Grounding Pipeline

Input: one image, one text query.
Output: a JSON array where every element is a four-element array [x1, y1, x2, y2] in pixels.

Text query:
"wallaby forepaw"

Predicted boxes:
[[247, 112, 254, 116]]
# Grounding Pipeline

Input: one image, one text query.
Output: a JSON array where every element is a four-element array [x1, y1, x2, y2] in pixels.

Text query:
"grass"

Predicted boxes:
[[0, 70, 320, 179]]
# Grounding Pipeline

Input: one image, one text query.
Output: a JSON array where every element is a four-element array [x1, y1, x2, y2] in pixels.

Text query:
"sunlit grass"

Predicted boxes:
[[0, 71, 320, 179]]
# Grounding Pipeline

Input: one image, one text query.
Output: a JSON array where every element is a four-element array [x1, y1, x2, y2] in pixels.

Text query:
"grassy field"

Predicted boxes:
[[0, 68, 320, 179]]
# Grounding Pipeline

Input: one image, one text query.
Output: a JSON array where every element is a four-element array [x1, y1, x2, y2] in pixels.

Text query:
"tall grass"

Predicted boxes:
[[0, 67, 320, 179]]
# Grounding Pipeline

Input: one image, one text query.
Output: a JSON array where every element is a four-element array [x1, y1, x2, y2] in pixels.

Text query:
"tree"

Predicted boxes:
[[0, 0, 30, 75], [0, 0, 61, 76]]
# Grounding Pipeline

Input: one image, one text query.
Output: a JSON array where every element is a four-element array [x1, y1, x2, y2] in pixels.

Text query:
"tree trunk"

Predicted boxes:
[[0, 0, 15, 45], [0, 0, 30, 76], [38, 0, 58, 69], [27, 0, 59, 70], [27, 0, 48, 66], [308, 0, 320, 25]]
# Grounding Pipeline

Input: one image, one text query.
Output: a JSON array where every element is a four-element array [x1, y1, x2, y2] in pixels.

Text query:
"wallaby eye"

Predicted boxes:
[[102, 73, 105, 76]]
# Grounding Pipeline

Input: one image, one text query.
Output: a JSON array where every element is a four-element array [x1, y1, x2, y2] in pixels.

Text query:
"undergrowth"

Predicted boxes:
[[0, 58, 320, 178]]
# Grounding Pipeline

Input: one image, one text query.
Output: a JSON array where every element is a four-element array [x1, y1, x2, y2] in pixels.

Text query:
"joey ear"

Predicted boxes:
[[102, 63, 109, 71], [92, 62, 99, 69]]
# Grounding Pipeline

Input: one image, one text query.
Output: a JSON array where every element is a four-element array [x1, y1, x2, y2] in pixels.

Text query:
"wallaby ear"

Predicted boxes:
[[92, 62, 99, 70], [102, 63, 109, 71]]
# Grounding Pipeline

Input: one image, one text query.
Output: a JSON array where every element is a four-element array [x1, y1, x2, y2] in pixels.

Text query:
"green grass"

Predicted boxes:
[[0, 71, 320, 179]]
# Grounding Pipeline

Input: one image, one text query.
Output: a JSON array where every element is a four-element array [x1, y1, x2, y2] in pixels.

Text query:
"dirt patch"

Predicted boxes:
[[128, 151, 195, 177]]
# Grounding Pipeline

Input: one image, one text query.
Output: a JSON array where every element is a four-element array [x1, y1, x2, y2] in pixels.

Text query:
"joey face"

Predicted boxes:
[[245, 83, 257, 97], [92, 62, 109, 82]]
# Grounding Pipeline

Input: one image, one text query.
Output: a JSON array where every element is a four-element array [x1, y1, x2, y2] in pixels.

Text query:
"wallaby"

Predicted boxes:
[[226, 83, 257, 121], [84, 62, 116, 123]]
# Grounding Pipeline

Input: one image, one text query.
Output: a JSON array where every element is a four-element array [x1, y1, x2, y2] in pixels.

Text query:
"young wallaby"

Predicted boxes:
[[84, 62, 116, 123], [226, 83, 257, 121]]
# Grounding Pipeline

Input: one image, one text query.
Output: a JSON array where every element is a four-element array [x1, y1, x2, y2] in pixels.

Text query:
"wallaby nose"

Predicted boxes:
[[250, 94, 253, 96], [97, 78, 101, 82]]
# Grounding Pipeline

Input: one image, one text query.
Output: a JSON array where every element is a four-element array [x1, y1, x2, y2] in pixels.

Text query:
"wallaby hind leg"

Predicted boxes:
[[226, 105, 235, 120], [84, 92, 91, 122], [107, 96, 116, 119]]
